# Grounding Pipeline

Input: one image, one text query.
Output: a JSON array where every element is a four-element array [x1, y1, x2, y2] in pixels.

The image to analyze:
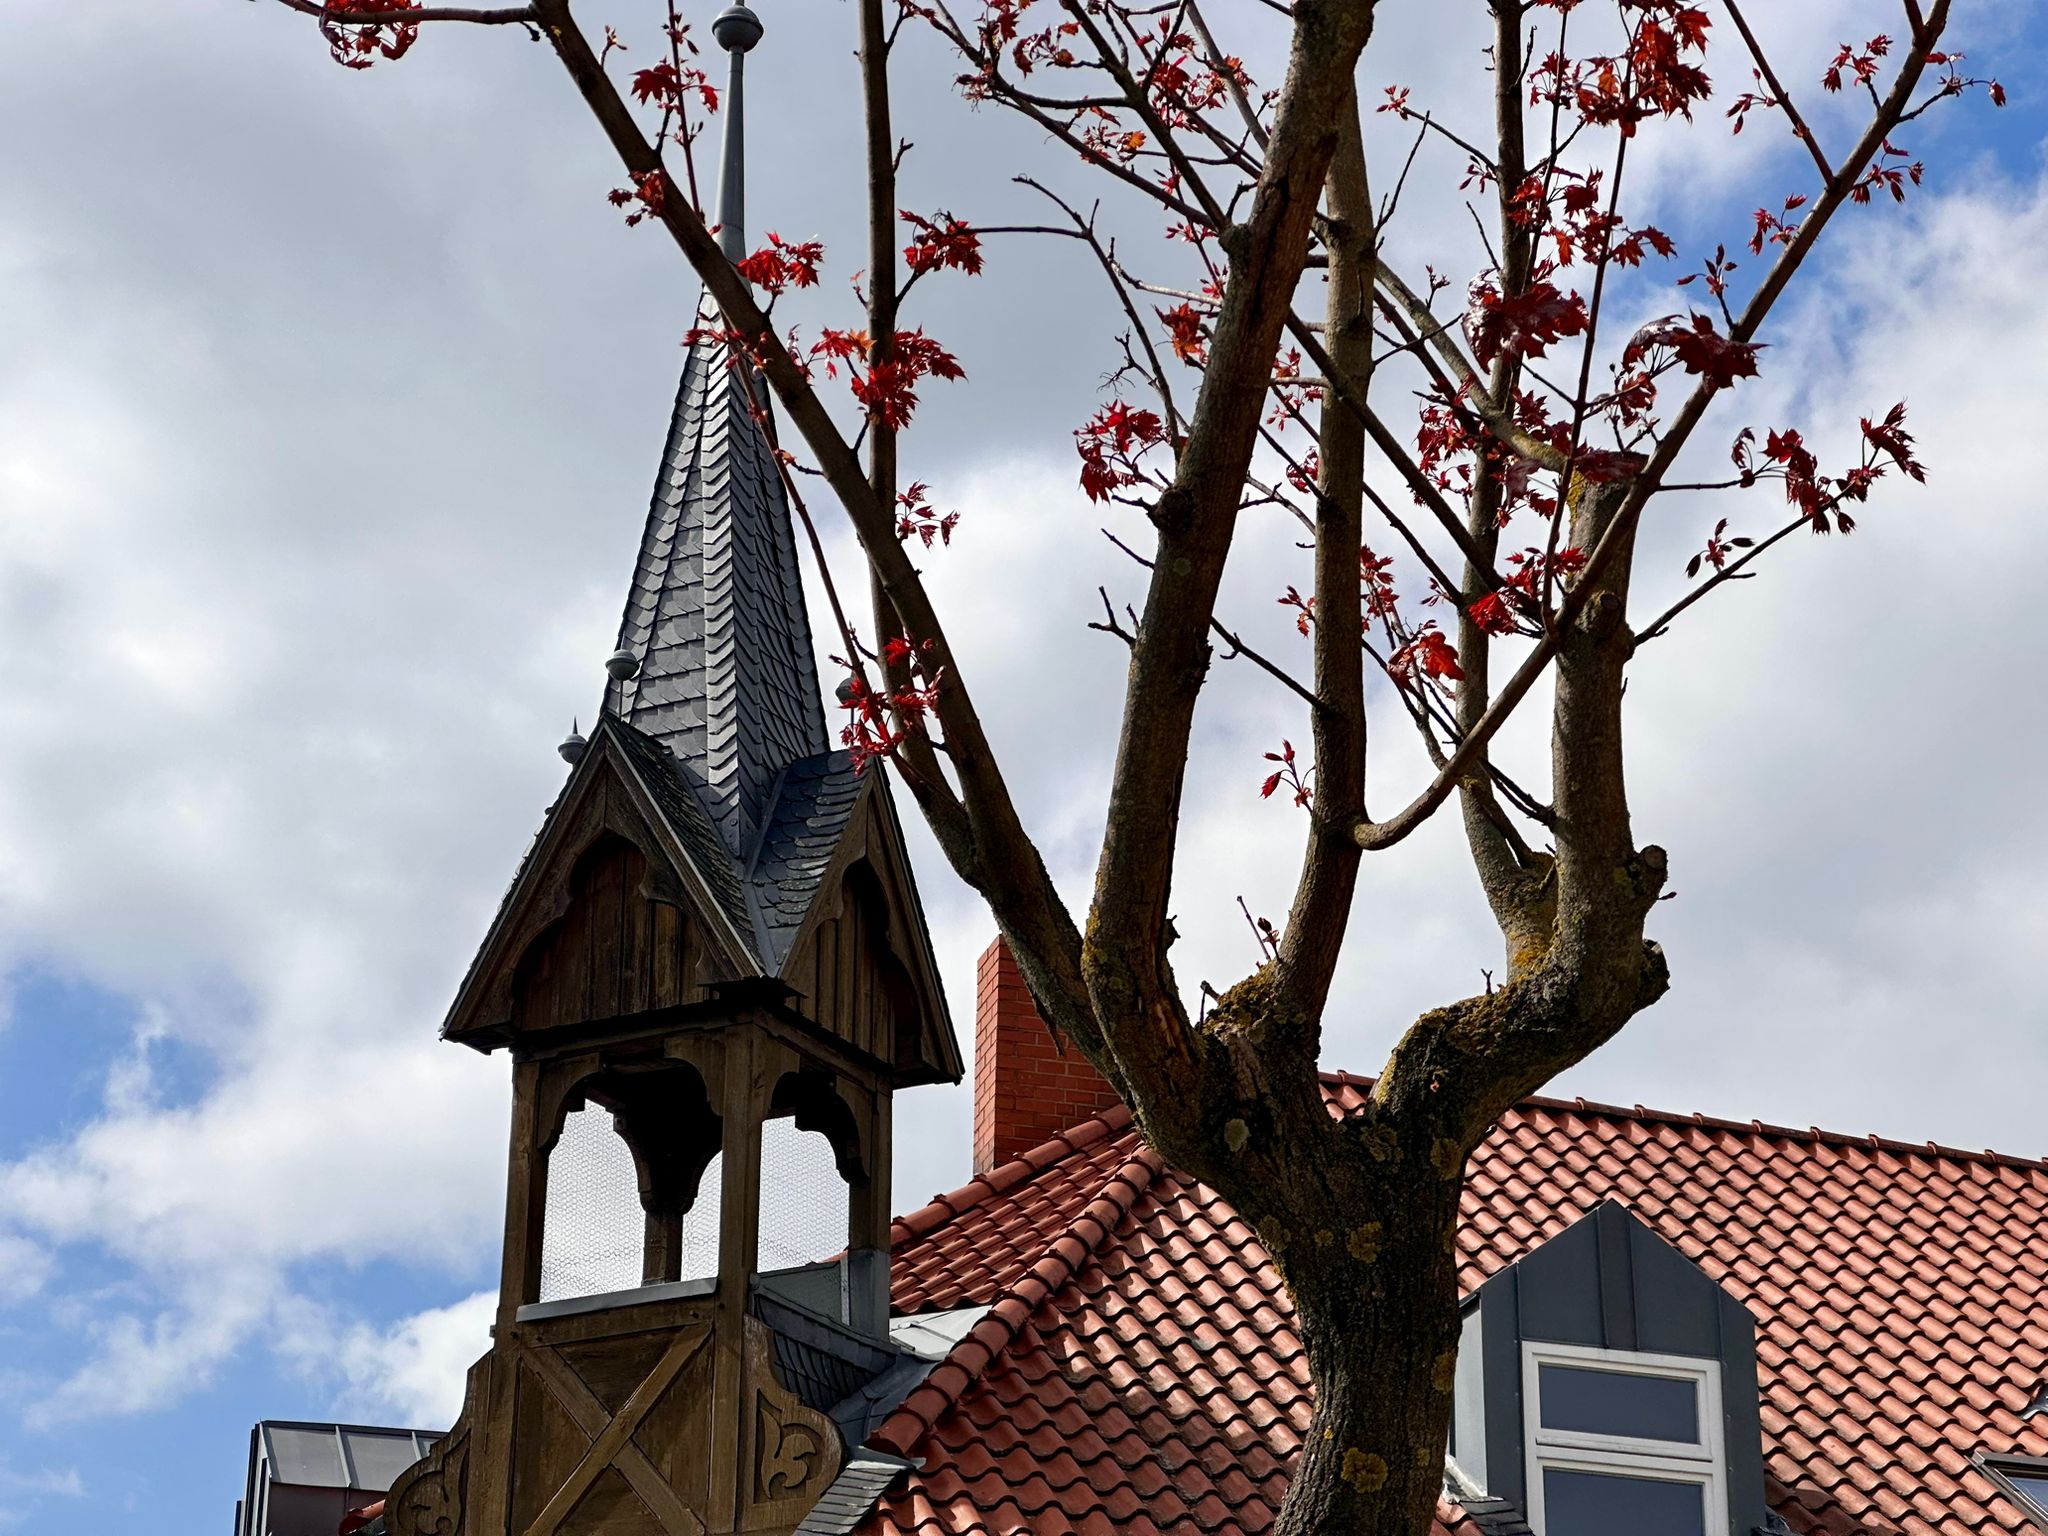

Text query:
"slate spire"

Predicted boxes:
[[605, 3, 831, 862]]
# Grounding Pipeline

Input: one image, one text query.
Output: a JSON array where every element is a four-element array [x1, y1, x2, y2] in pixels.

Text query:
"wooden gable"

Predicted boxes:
[[774, 777, 961, 1088], [443, 729, 760, 1051]]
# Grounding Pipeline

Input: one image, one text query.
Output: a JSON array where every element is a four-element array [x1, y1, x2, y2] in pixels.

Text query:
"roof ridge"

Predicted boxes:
[[889, 1102, 1136, 1248], [871, 1142, 1162, 1460], [1518, 1091, 2048, 1176], [1318, 1071, 2048, 1176]]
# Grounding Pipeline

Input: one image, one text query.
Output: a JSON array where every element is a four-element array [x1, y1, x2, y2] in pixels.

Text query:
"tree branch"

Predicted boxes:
[[1272, 86, 1371, 1026], [267, 0, 535, 23], [1725, 0, 1836, 184]]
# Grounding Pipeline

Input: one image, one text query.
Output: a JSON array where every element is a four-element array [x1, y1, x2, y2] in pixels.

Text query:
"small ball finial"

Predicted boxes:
[[605, 647, 641, 682], [711, 3, 763, 53], [558, 720, 588, 766]]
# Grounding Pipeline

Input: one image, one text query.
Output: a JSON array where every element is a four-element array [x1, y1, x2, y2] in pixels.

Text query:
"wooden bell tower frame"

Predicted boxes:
[[380, 720, 957, 1536]]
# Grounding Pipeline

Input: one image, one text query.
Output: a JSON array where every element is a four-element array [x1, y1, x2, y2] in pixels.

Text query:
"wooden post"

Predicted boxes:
[[643, 1206, 684, 1285], [847, 1079, 893, 1253], [499, 1060, 548, 1319], [707, 1026, 764, 1526]]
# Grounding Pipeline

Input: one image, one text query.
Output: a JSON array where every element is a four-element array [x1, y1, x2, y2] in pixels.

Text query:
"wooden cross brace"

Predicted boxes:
[[521, 1330, 709, 1536]]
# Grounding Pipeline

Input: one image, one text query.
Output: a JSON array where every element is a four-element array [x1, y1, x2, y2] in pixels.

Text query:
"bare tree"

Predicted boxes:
[[255, 1, 1998, 1530]]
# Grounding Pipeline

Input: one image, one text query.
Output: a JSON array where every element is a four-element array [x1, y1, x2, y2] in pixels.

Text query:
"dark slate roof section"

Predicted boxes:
[[605, 714, 759, 962], [794, 1456, 915, 1536], [751, 1288, 900, 1424], [1446, 1494, 1533, 1535], [747, 750, 866, 973], [606, 313, 829, 863]]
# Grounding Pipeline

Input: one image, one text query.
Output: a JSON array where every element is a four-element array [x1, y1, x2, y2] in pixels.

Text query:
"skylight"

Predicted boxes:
[[1980, 1455, 2048, 1529], [2013, 1473, 2048, 1516]]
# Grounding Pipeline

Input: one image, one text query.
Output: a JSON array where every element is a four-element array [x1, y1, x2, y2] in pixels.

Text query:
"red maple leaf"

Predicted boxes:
[[1389, 625, 1464, 685], [1465, 280, 1590, 370], [1625, 313, 1761, 391]]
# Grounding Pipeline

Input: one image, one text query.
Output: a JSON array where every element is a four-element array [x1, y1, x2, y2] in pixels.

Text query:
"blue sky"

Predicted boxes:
[[1, 1, 2044, 1530]]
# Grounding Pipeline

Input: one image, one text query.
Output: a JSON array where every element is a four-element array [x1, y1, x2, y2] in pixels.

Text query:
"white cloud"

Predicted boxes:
[[0, 1235, 52, 1309], [26, 1268, 276, 1428], [280, 1288, 494, 1429]]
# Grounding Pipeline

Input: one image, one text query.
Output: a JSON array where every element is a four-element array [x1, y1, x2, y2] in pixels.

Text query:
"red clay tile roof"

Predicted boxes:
[[865, 1077, 2048, 1536]]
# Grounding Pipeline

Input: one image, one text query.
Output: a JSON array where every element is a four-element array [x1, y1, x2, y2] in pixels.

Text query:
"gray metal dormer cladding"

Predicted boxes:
[[1450, 1199, 1770, 1536]]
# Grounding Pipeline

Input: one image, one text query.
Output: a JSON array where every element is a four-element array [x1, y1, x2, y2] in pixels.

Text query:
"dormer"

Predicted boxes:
[[1450, 1200, 1770, 1535]]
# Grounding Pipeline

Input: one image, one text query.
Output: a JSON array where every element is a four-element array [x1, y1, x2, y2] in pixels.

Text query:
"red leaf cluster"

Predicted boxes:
[[630, 57, 718, 117], [1259, 739, 1312, 808], [736, 233, 825, 295], [1465, 279, 1590, 370], [1730, 403, 1923, 534], [1075, 400, 1167, 502], [1388, 624, 1463, 686], [1467, 546, 1588, 635], [1158, 302, 1207, 364], [895, 481, 961, 548], [837, 638, 945, 773], [1623, 313, 1761, 392], [319, 0, 419, 69], [902, 210, 984, 277], [1532, 2, 1712, 135], [1822, 34, 1890, 95], [606, 170, 667, 228], [1685, 516, 1754, 579], [808, 329, 964, 431], [851, 331, 965, 431], [1361, 548, 1399, 621]]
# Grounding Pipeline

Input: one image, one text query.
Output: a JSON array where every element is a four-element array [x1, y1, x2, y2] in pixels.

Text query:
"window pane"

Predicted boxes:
[[2008, 1474, 2048, 1517], [1538, 1362, 1701, 1443], [1543, 1468, 1706, 1536]]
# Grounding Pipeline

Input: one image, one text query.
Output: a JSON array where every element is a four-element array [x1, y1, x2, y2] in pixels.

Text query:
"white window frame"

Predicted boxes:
[[1521, 1340, 1728, 1536]]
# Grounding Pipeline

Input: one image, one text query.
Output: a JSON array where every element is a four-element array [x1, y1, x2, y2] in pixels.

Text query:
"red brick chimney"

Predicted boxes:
[[974, 935, 1122, 1174]]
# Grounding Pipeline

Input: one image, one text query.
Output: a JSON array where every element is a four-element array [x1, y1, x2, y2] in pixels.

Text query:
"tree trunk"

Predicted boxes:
[[1267, 1151, 1465, 1536]]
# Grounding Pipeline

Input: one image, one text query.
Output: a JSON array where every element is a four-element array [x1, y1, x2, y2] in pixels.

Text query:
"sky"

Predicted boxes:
[[0, 1, 2043, 1530]]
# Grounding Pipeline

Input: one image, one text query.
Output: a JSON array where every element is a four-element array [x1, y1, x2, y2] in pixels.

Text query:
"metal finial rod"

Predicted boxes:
[[711, 5, 762, 264]]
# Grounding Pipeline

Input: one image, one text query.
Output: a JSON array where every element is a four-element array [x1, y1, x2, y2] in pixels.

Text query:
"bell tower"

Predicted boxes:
[[379, 11, 961, 1532]]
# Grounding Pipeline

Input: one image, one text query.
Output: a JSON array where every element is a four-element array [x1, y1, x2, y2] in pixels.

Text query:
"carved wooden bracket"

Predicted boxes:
[[384, 1353, 491, 1536]]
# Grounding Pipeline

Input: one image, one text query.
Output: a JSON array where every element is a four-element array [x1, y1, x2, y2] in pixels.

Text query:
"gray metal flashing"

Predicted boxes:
[[513, 1275, 715, 1324], [792, 1452, 915, 1536], [887, 1304, 992, 1362], [1443, 1458, 1533, 1535], [747, 1288, 985, 1457], [1974, 1451, 2048, 1534], [250, 1421, 442, 1490]]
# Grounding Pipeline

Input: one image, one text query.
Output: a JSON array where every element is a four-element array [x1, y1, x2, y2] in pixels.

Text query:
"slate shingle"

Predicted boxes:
[[749, 750, 865, 972], [606, 308, 829, 864], [592, 304, 870, 973]]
